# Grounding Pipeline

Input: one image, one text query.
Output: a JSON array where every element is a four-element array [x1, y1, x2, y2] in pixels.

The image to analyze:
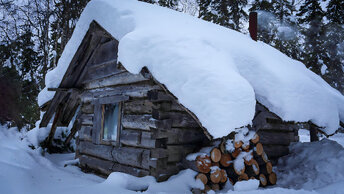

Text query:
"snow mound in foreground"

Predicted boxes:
[[39, 0, 344, 137], [277, 139, 344, 190]]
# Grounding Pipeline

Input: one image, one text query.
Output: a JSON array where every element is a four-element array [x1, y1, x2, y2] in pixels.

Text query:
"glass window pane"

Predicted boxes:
[[102, 103, 119, 141]]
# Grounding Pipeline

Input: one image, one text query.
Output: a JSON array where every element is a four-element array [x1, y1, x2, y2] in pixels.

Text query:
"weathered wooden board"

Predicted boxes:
[[82, 83, 161, 102], [122, 114, 155, 131], [79, 113, 93, 126], [167, 145, 197, 162], [165, 128, 206, 144], [78, 140, 153, 169], [123, 99, 153, 115], [81, 103, 94, 114], [262, 144, 289, 158], [78, 140, 113, 161], [120, 129, 141, 147], [79, 154, 113, 175], [257, 131, 296, 145], [85, 71, 149, 89], [90, 39, 118, 65], [111, 162, 150, 177], [79, 126, 93, 141], [147, 90, 175, 102]]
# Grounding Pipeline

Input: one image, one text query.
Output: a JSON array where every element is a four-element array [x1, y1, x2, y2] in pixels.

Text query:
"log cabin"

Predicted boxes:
[[38, 0, 344, 182]]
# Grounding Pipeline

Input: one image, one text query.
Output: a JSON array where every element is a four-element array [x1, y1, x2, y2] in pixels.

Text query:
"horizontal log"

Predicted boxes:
[[122, 114, 155, 131], [79, 126, 93, 141], [165, 128, 207, 144], [85, 71, 149, 89], [257, 131, 295, 145], [262, 144, 289, 158], [79, 114, 93, 126], [79, 154, 150, 177], [83, 62, 125, 84], [152, 110, 200, 128], [79, 154, 113, 175], [81, 103, 94, 114], [147, 90, 175, 102], [167, 145, 197, 162], [120, 129, 167, 149], [123, 99, 153, 114], [78, 140, 153, 169]]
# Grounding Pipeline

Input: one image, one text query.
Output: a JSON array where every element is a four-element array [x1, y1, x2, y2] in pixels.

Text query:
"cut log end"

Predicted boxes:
[[234, 140, 243, 149], [220, 153, 232, 167], [231, 148, 241, 158], [220, 169, 228, 183], [196, 173, 208, 185], [211, 148, 222, 163], [266, 161, 273, 174], [238, 173, 249, 181], [210, 168, 222, 184], [268, 172, 277, 185], [252, 160, 260, 176], [196, 155, 212, 173], [251, 133, 260, 144], [259, 174, 267, 187], [255, 143, 264, 155]]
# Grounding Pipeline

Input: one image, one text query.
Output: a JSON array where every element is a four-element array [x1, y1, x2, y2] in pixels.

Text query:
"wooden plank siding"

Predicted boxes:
[[253, 102, 299, 164]]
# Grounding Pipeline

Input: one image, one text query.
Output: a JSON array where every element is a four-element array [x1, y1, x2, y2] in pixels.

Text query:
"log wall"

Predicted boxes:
[[252, 103, 299, 164], [75, 39, 209, 181]]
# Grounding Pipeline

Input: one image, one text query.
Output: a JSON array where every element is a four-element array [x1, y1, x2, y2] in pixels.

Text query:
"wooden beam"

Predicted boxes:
[[44, 105, 63, 148], [64, 118, 81, 146]]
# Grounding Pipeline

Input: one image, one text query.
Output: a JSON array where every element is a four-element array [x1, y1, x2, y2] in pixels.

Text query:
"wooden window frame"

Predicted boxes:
[[92, 95, 129, 146], [99, 102, 122, 146]]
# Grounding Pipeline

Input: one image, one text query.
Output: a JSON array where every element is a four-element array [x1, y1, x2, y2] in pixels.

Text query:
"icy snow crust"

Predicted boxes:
[[39, 0, 344, 137]]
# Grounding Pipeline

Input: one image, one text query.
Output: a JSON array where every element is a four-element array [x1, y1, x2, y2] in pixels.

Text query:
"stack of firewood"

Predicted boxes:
[[188, 128, 277, 192]]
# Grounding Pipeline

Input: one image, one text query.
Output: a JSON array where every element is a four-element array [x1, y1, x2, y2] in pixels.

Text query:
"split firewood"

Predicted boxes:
[[244, 153, 254, 165], [260, 161, 273, 175], [231, 148, 241, 158], [245, 160, 260, 176], [238, 173, 249, 181], [268, 172, 277, 185], [234, 140, 243, 149], [211, 148, 222, 163], [196, 155, 212, 173], [196, 173, 208, 185], [211, 184, 220, 191], [220, 169, 228, 183], [259, 174, 267, 187], [210, 167, 222, 184], [250, 133, 260, 144], [234, 161, 245, 175], [203, 185, 211, 192], [254, 143, 264, 155], [220, 153, 232, 167], [256, 152, 269, 165], [241, 142, 250, 151]]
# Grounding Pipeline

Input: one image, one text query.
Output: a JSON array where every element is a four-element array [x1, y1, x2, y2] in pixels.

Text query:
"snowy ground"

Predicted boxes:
[[1, 126, 344, 194]]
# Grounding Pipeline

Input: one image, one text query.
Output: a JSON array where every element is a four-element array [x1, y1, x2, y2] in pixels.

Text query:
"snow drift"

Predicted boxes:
[[277, 139, 344, 190], [38, 0, 344, 138]]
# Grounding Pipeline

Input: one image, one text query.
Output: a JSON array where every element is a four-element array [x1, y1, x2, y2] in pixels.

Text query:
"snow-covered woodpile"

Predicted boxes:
[[186, 128, 277, 193]]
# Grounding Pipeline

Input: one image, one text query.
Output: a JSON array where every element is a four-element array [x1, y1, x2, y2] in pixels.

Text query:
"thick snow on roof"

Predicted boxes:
[[38, 0, 344, 138]]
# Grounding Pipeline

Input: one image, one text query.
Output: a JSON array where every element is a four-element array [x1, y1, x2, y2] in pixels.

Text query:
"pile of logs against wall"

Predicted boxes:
[[188, 129, 277, 193]]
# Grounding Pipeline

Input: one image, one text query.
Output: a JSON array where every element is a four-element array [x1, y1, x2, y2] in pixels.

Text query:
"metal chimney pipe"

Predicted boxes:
[[249, 12, 258, 41]]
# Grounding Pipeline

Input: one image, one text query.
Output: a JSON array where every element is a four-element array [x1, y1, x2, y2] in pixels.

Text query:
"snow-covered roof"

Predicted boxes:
[[38, 0, 344, 138]]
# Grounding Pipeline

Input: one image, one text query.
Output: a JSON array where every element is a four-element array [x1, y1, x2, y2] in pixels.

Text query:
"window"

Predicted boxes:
[[92, 95, 128, 145], [101, 103, 121, 141]]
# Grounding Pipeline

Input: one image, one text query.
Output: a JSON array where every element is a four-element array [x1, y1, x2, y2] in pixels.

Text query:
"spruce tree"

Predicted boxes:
[[297, 0, 325, 75], [323, 0, 344, 93]]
